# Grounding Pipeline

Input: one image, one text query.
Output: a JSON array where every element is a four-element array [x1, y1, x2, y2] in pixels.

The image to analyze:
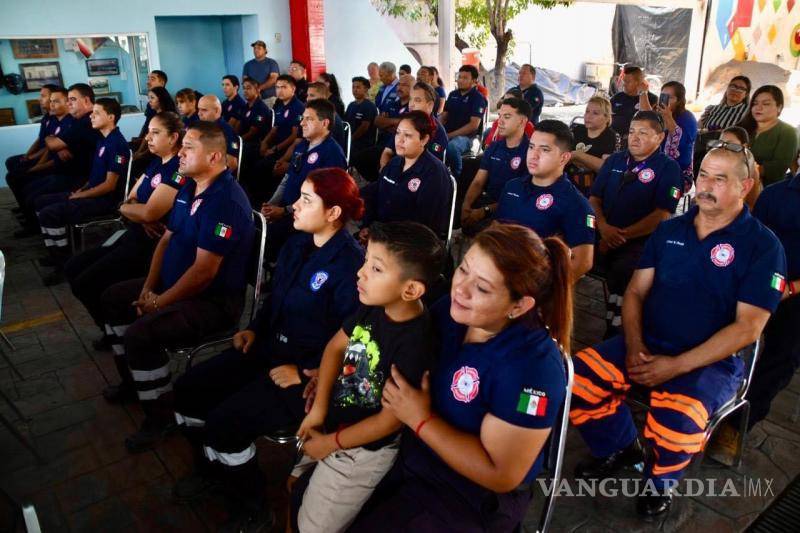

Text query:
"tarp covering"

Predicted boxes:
[[612, 5, 693, 86], [504, 63, 597, 106]]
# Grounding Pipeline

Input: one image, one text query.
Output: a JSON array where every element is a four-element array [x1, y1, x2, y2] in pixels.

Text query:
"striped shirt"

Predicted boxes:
[[699, 102, 748, 131]]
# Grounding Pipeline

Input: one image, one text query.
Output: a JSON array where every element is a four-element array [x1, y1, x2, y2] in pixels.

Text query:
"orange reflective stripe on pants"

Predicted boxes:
[[575, 347, 629, 391], [650, 391, 709, 430], [570, 397, 622, 426], [643, 412, 705, 454], [572, 374, 611, 405], [651, 458, 692, 476]]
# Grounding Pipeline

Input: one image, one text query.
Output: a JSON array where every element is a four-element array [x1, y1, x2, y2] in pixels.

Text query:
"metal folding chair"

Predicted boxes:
[[70, 148, 134, 253], [179, 210, 267, 371], [235, 135, 244, 180], [447, 173, 458, 249], [342, 121, 352, 164], [535, 349, 575, 533], [627, 339, 762, 470]]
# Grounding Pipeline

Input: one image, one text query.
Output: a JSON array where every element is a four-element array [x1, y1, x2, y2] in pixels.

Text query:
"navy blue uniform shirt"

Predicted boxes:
[[181, 113, 199, 127], [163, 170, 254, 294], [239, 99, 273, 140], [375, 79, 400, 114], [434, 86, 446, 116], [385, 117, 448, 162], [138, 103, 156, 139], [496, 174, 596, 247], [281, 136, 348, 207], [58, 113, 99, 177], [479, 134, 530, 202], [754, 174, 800, 280], [510, 83, 545, 124], [85, 127, 129, 189], [249, 228, 363, 368], [611, 91, 658, 135], [222, 94, 248, 123], [37, 113, 52, 144], [134, 155, 182, 205], [216, 118, 240, 157], [363, 150, 452, 237], [272, 97, 305, 145], [443, 87, 487, 134], [345, 99, 378, 152], [46, 114, 74, 138], [430, 296, 566, 484], [638, 205, 786, 356], [590, 150, 683, 228]]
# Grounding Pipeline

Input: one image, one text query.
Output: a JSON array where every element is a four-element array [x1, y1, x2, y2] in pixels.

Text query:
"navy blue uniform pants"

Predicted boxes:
[[34, 192, 116, 257], [64, 228, 157, 329], [347, 436, 533, 533], [593, 238, 646, 335], [570, 335, 743, 490], [174, 346, 306, 507]]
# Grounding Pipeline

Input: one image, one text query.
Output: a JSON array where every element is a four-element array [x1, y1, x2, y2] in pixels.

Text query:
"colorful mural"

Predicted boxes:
[[713, 0, 800, 64]]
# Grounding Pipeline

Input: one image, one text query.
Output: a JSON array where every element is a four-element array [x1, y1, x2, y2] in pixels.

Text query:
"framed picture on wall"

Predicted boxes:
[[11, 39, 59, 59], [20, 62, 64, 92], [86, 58, 120, 77], [26, 99, 43, 119], [0, 108, 16, 127]]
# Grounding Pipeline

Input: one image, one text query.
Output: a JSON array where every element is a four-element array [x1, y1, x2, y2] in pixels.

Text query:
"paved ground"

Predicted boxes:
[[1, 186, 799, 532]]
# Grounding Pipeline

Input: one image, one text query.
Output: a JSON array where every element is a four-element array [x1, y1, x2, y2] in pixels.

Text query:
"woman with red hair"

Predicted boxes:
[[171, 167, 365, 531]]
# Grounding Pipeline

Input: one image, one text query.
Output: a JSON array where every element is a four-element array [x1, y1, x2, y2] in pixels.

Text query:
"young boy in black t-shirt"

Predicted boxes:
[[290, 221, 445, 533]]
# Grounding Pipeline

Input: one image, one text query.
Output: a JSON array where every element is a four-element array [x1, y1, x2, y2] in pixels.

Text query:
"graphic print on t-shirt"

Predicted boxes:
[[333, 324, 383, 408]]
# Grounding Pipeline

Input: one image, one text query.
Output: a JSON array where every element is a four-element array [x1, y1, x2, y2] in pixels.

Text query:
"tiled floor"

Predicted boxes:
[[1, 186, 799, 532]]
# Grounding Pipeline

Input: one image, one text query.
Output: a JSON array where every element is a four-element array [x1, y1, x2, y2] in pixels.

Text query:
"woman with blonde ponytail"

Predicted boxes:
[[349, 222, 570, 532]]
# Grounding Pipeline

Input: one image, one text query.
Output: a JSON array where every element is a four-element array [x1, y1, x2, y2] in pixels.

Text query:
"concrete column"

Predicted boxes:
[[438, 0, 455, 90]]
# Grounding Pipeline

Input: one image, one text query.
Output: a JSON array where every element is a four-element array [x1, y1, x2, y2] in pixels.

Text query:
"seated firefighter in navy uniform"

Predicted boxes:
[[170, 168, 364, 530], [35, 97, 129, 285], [64, 111, 184, 351], [570, 146, 786, 518], [100, 121, 255, 452]]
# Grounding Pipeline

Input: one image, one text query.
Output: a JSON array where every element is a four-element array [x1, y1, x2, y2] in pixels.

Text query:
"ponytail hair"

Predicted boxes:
[[472, 223, 573, 354]]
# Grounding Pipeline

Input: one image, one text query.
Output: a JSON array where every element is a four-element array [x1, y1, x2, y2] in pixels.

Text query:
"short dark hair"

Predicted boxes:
[[368, 221, 445, 289], [42, 83, 60, 93], [459, 65, 479, 80], [534, 119, 575, 151], [721, 125, 750, 146], [242, 76, 259, 88], [399, 110, 435, 140], [412, 82, 437, 104], [277, 74, 297, 88], [151, 70, 168, 85], [308, 81, 330, 97], [95, 97, 122, 124], [68, 83, 95, 103], [500, 97, 532, 118], [352, 76, 370, 89], [222, 75, 240, 88], [50, 87, 68, 98], [520, 64, 536, 75], [631, 110, 665, 133], [186, 121, 227, 155], [623, 65, 643, 77], [399, 64, 412, 74], [290, 59, 307, 70], [175, 88, 197, 102], [305, 98, 335, 129]]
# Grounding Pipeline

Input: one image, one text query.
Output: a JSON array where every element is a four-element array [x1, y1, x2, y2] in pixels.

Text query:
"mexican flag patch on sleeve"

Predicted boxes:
[[115, 154, 127, 165], [214, 223, 233, 239], [172, 172, 186, 186], [586, 214, 596, 229], [516, 390, 548, 416], [670, 186, 681, 199], [771, 273, 786, 292]]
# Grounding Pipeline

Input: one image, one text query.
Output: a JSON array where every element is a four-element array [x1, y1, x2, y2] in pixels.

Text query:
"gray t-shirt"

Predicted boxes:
[[242, 57, 280, 98]]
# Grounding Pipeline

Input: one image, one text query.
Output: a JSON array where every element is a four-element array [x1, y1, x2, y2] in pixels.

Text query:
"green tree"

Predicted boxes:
[[372, 0, 572, 102]]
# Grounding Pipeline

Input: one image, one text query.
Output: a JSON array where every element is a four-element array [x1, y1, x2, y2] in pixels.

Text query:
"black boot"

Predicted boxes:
[[125, 415, 176, 453], [92, 334, 114, 352], [637, 488, 673, 519], [102, 383, 137, 404], [575, 438, 646, 480]]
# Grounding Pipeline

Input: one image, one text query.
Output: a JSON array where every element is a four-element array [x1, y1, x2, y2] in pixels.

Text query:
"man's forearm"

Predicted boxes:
[[676, 320, 763, 375], [622, 290, 646, 352], [159, 263, 217, 307], [624, 209, 669, 240], [143, 236, 169, 291]]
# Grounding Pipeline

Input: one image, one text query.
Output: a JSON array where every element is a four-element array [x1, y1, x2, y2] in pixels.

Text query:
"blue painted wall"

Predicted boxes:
[[0, 38, 138, 126], [0, 0, 293, 187]]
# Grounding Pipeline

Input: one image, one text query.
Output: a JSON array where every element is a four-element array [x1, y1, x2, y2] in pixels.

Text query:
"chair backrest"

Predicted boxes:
[[236, 135, 244, 180], [735, 337, 761, 401], [245, 210, 268, 323], [447, 174, 458, 248], [0, 250, 5, 324], [270, 109, 275, 130], [117, 148, 134, 200], [342, 121, 352, 163], [570, 116, 585, 128], [537, 349, 574, 533]]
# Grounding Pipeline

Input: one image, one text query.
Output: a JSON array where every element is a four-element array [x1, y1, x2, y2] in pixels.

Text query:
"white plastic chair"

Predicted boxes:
[[447, 174, 458, 249], [342, 121, 352, 164]]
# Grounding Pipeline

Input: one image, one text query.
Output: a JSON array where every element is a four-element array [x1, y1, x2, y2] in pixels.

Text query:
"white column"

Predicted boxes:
[[438, 0, 455, 91]]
